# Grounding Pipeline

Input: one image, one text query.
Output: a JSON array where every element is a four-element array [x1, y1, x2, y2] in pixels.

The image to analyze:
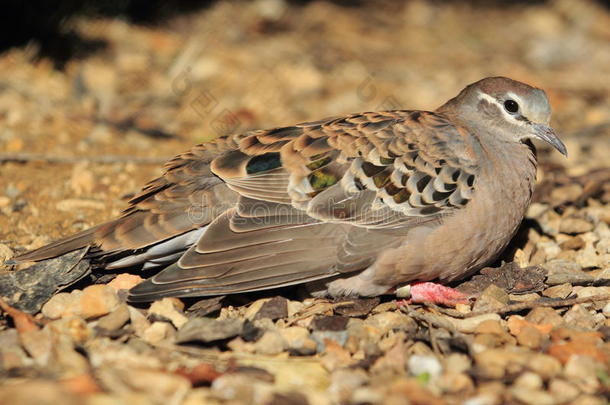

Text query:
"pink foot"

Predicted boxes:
[[395, 282, 468, 307]]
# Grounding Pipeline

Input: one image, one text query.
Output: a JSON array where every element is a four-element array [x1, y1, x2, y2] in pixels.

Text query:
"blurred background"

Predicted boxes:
[[0, 0, 609, 251]]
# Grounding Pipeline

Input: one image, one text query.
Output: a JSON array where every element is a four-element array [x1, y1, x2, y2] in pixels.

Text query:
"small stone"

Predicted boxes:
[[128, 306, 151, 337], [544, 260, 593, 285], [328, 368, 369, 403], [148, 298, 188, 329], [444, 353, 471, 374], [244, 298, 270, 321], [20, 329, 52, 366], [0, 243, 14, 262], [550, 184, 583, 206], [516, 325, 545, 349], [525, 307, 564, 327], [563, 355, 601, 394], [78, 285, 120, 320], [177, 317, 243, 343], [211, 373, 271, 403], [334, 298, 380, 317], [364, 311, 417, 335], [559, 218, 594, 234], [603, 302, 610, 316], [115, 368, 191, 403], [142, 321, 176, 345], [56, 198, 105, 212], [254, 296, 288, 321], [254, 330, 286, 355], [513, 372, 543, 390], [560, 236, 586, 250], [41, 292, 80, 319], [46, 317, 91, 344], [311, 315, 349, 331], [106, 274, 144, 291], [575, 243, 601, 268], [549, 379, 580, 403], [528, 354, 562, 380], [510, 387, 555, 405], [437, 372, 474, 394], [563, 304, 598, 330], [70, 163, 95, 195], [311, 330, 348, 353], [574, 286, 610, 309], [408, 354, 442, 379], [448, 313, 502, 334], [96, 304, 130, 332], [187, 296, 224, 318], [542, 283, 572, 299], [0, 380, 82, 405], [279, 326, 317, 355], [472, 284, 510, 312]]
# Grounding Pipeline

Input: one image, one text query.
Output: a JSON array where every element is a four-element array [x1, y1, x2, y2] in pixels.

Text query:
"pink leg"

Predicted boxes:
[[395, 282, 469, 307]]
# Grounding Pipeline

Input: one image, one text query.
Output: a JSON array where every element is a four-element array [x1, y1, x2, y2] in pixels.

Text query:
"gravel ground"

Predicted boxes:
[[0, 1, 609, 404]]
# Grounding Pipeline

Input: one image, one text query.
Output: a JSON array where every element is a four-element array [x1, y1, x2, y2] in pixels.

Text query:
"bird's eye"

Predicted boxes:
[[504, 99, 519, 114]]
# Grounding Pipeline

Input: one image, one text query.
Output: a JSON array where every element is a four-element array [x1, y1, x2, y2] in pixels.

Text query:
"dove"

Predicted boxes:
[[15, 76, 567, 304]]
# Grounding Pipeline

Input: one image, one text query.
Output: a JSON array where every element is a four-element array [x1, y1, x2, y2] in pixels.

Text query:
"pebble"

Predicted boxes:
[[254, 296, 288, 321], [437, 372, 474, 394], [575, 243, 601, 268], [47, 317, 91, 344], [79, 285, 121, 320], [549, 379, 580, 403], [563, 305, 597, 330], [525, 307, 564, 327], [408, 355, 442, 379], [211, 373, 271, 403], [279, 326, 317, 355], [0, 380, 82, 405], [56, 198, 105, 211], [516, 325, 546, 349], [560, 235, 586, 250], [542, 283, 572, 299], [128, 306, 151, 337], [448, 313, 502, 334], [96, 304, 130, 332], [559, 218, 594, 234], [0, 243, 14, 262], [148, 298, 189, 329], [472, 285, 509, 312], [563, 355, 601, 394], [603, 302, 610, 316], [176, 317, 243, 343], [328, 368, 369, 403], [510, 387, 555, 405], [106, 274, 144, 291], [254, 330, 286, 355], [513, 372, 543, 390], [551, 184, 583, 205], [142, 321, 176, 345], [41, 292, 80, 319], [528, 354, 562, 380], [364, 311, 417, 335], [443, 353, 471, 374], [544, 260, 593, 285]]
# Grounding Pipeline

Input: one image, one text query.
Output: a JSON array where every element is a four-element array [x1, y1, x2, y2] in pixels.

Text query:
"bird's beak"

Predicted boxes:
[[532, 123, 568, 156]]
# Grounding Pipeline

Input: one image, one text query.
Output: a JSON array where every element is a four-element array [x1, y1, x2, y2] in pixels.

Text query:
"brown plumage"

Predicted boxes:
[[15, 77, 567, 302]]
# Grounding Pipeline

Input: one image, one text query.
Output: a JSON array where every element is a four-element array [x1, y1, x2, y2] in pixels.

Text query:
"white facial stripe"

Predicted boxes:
[[477, 91, 527, 126]]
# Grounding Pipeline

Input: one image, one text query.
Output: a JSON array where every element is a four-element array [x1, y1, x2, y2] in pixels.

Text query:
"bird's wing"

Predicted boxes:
[[129, 110, 481, 300]]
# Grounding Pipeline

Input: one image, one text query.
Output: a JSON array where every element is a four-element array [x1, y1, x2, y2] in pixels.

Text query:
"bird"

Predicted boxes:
[[14, 76, 567, 304]]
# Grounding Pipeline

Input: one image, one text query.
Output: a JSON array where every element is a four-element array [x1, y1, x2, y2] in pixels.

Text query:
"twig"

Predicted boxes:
[[0, 152, 168, 165], [422, 294, 610, 319]]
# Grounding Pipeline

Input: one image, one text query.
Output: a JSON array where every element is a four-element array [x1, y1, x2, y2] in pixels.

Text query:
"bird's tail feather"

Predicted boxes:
[[13, 225, 102, 263]]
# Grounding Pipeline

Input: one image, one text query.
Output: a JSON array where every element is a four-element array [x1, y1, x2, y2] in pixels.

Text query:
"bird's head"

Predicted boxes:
[[442, 76, 567, 156]]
